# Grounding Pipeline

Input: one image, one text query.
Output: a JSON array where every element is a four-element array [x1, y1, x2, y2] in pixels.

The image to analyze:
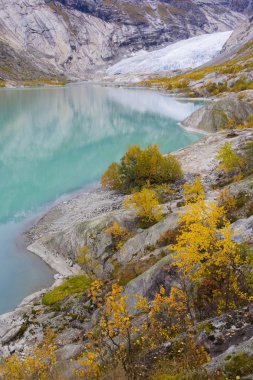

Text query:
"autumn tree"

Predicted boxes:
[[182, 175, 205, 204], [124, 187, 162, 226], [171, 195, 253, 319], [101, 162, 122, 191], [77, 283, 137, 379], [77, 281, 209, 380], [135, 286, 191, 349], [0, 330, 56, 380], [101, 145, 182, 193], [216, 142, 244, 174], [105, 222, 131, 251]]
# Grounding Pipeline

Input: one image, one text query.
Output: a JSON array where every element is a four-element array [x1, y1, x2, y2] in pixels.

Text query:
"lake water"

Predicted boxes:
[[0, 83, 202, 314]]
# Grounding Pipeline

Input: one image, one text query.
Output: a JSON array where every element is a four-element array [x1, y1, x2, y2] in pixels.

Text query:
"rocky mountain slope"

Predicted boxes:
[[136, 18, 253, 99], [0, 0, 251, 82]]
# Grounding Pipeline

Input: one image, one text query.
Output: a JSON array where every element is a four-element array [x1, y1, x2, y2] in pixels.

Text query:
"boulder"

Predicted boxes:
[[56, 343, 83, 361], [181, 93, 253, 132]]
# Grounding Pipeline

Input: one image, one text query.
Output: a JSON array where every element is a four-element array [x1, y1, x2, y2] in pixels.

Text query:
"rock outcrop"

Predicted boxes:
[[181, 92, 253, 133]]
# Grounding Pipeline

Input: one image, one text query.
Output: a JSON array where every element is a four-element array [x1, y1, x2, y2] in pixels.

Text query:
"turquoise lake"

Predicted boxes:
[[0, 83, 202, 314]]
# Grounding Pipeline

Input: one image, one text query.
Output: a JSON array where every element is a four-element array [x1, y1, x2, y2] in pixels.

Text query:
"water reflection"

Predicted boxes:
[[0, 84, 201, 223], [0, 83, 202, 313]]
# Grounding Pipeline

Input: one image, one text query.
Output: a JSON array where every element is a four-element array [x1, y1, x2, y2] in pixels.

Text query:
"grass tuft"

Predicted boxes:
[[42, 275, 91, 305]]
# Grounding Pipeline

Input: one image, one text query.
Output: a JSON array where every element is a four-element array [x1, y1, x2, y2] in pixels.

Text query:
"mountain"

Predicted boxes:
[[0, 0, 251, 82]]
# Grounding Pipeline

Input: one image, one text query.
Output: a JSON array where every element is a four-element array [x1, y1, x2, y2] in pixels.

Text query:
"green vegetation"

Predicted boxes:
[[197, 322, 215, 334], [205, 76, 253, 96], [237, 115, 253, 129], [15, 322, 29, 340], [140, 39, 253, 96], [224, 352, 253, 377], [124, 187, 163, 226], [21, 78, 66, 87], [101, 145, 182, 193], [216, 142, 244, 174], [42, 275, 91, 305]]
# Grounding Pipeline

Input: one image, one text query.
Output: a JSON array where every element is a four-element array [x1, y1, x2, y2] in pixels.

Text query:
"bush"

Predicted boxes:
[[42, 275, 91, 305], [224, 352, 253, 377], [183, 176, 204, 204], [101, 145, 182, 193], [124, 187, 163, 226], [105, 222, 131, 251], [216, 142, 244, 174]]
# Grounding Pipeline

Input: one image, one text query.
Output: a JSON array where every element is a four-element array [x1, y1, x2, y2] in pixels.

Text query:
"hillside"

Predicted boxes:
[[136, 20, 253, 98], [0, 0, 251, 83], [1, 124, 253, 379], [1, 2, 253, 379]]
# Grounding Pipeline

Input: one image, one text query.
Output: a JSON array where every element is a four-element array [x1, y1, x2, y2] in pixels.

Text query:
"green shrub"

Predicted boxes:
[[101, 145, 182, 193], [42, 275, 91, 305], [216, 142, 244, 174], [124, 187, 163, 226], [224, 352, 253, 376], [197, 322, 214, 334]]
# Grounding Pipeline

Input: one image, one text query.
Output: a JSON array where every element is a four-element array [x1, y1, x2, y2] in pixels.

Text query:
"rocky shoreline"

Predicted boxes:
[[0, 87, 253, 379], [26, 188, 125, 276]]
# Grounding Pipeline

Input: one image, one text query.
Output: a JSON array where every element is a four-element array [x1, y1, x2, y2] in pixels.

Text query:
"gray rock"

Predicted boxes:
[[181, 93, 253, 133], [0, 0, 249, 81], [231, 215, 253, 246], [56, 343, 83, 361], [124, 256, 175, 313], [55, 329, 81, 346], [116, 212, 178, 264]]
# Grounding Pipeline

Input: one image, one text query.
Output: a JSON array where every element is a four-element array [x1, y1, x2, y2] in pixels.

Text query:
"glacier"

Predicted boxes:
[[107, 31, 233, 75]]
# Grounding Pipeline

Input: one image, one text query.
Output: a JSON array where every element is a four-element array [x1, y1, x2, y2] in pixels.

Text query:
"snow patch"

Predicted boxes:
[[107, 31, 233, 75]]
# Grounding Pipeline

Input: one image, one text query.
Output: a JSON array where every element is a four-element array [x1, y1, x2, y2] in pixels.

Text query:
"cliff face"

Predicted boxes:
[[0, 0, 250, 81]]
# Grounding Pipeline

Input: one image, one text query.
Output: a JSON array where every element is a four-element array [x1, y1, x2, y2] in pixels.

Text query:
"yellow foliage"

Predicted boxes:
[[101, 162, 122, 191], [134, 285, 191, 352], [171, 195, 253, 316], [183, 176, 205, 204], [124, 187, 163, 225], [101, 145, 182, 193], [88, 279, 103, 307], [216, 142, 244, 173], [217, 187, 237, 219], [0, 331, 56, 380], [76, 349, 101, 379], [77, 283, 136, 379], [105, 222, 131, 250], [237, 115, 253, 129], [78, 281, 196, 379]]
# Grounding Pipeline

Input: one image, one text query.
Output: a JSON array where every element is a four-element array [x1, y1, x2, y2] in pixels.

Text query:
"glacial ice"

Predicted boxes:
[[107, 31, 233, 75]]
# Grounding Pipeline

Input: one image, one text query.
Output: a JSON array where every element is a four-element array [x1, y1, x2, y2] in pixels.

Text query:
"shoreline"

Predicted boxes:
[[0, 185, 124, 319], [25, 185, 125, 274], [0, 82, 209, 318]]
